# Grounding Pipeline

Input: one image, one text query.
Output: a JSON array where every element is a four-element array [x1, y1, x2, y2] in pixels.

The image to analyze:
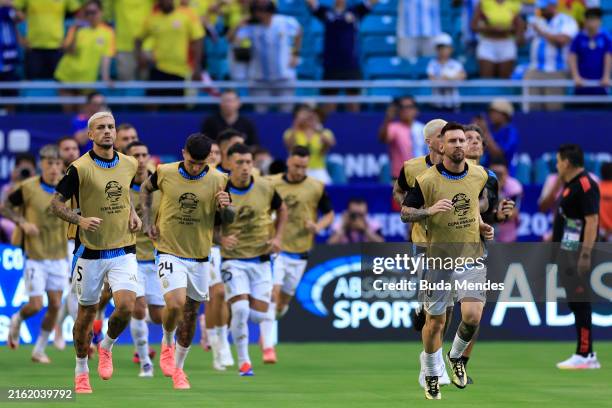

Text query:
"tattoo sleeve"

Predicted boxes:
[[400, 208, 429, 223], [219, 205, 236, 224], [139, 176, 157, 231], [392, 181, 406, 206], [50, 193, 81, 225]]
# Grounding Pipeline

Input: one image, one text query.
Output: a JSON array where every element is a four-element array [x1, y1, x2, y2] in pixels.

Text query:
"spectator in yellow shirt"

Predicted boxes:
[[105, 0, 155, 80], [136, 0, 205, 97], [15, 0, 81, 79]]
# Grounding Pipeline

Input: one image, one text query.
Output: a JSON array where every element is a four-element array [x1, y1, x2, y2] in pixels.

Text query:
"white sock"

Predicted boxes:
[[217, 325, 229, 345], [259, 302, 276, 349], [130, 318, 151, 367], [276, 304, 289, 319], [206, 328, 218, 347], [33, 329, 51, 354], [100, 334, 117, 352], [75, 357, 89, 375], [162, 328, 176, 346], [450, 333, 470, 359], [175, 344, 190, 369], [424, 348, 442, 377], [230, 300, 250, 365], [12, 311, 23, 325]]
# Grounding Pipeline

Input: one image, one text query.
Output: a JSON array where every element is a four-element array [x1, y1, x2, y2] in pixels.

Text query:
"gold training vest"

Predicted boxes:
[[221, 177, 277, 259], [268, 174, 324, 253], [20, 176, 68, 260], [131, 183, 160, 261], [402, 155, 431, 245], [71, 152, 138, 250], [155, 163, 228, 259], [417, 163, 488, 258]]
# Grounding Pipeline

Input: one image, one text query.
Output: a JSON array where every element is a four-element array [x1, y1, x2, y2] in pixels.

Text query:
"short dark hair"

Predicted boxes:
[[221, 89, 238, 97], [185, 133, 212, 160], [252, 146, 270, 157], [125, 141, 147, 152], [440, 121, 465, 136], [268, 159, 287, 175], [558, 144, 584, 168], [464, 124, 487, 148], [585, 8, 603, 19], [15, 152, 36, 167], [393, 95, 417, 108], [290, 145, 310, 157], [217, 128, 246, 145], [227, 143, 251, 157], [601, 162, 612, 181], [292, 104, 314, 118], [117, 123, 135, 132], [57, 136, 78, 147]]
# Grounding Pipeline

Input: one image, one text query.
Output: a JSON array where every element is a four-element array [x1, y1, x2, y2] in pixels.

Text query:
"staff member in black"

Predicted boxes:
[[552, 144, 601, 370]]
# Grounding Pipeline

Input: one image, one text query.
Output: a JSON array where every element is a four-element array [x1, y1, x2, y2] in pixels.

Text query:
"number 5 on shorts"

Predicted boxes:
[[76, 265, 83, 282], [158, 261, 173, 278]]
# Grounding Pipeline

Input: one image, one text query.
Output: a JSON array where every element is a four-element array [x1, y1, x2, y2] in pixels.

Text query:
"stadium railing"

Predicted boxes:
[[0, 80, 610, 112]]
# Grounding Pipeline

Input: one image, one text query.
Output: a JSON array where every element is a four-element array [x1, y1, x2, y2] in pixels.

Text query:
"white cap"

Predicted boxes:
[[433, 33, 453, 47]]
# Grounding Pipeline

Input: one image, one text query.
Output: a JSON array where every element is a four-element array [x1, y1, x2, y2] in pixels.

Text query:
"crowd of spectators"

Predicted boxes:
[[0, 0, 609, 112]]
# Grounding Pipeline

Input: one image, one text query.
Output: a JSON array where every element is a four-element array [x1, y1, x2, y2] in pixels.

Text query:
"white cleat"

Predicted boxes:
[[139, 363, 154, 377], [211, 340, 226, 371], [31, 352, 51, 364], [8, 314, 21, 349], [418, 351, 451, 387], [440, 360, 451, 385], [418, 351, 426, 388], [220, 341, 235, 367], [557, 353, 601, 370]]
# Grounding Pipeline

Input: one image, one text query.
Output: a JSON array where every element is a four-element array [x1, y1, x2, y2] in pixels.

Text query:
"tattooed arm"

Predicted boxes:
[[50, 193, 102, 231], [139, 173, 159, 240]]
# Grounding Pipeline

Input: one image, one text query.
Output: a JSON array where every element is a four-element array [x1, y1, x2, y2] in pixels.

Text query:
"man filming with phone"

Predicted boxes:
[[327, 198, 384, 244]]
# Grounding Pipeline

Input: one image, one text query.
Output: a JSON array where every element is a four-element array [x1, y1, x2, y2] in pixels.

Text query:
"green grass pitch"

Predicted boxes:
[[0, 342, 609, 408]]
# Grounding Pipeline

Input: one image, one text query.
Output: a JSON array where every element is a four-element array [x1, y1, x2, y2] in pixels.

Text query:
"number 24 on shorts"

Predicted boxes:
[[158, 261, 173, 278]]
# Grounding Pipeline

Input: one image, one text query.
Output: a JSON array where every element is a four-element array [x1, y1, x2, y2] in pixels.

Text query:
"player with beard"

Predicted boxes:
[[401, 122, 494, 400], [50, 111, 142, 393]]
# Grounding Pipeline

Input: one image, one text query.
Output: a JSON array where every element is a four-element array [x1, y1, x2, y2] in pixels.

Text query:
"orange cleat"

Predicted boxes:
[[239, 362, 254, 377], [262, 347, 277, 364], [172, 368, 190, 390], [160, 343, 175, 377], [75, 373, 93, 394], [97, 346, 113, 380]]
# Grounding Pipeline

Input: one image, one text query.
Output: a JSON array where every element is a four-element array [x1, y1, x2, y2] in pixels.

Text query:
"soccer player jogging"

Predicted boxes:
[[401, 122, 494, 400], [139, 134, 233, 389], [3, 145, 68, 363], [50, 112, 142, 394], [126, 141, 164, 377], [259, 145, 334, 363], [203, 134, 237, 370], [219, 143, 288, 376], [552, 144, 601, 370]]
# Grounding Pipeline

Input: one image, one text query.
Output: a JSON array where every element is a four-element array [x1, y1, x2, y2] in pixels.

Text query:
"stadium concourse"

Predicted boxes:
[[0, 0, 611, 406]]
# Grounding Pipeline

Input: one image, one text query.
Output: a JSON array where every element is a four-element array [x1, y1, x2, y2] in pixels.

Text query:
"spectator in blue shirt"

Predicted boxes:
[[474, 98, 519, 175], [568, 8, 612, 96], [0, 2, 19, 99], [307, 0, 377, 113]]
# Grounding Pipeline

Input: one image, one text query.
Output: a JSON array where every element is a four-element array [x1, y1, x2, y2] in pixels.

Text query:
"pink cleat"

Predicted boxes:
[[239, 362, 254, 377], [97, 347, 114, 380], [75, 373, 93, 394], [31, 352, 51, 364], [172, 368, 191, 389], [262, 347, 277, 364], [160, 343, 175, 377], [7, 314, 20, 349]]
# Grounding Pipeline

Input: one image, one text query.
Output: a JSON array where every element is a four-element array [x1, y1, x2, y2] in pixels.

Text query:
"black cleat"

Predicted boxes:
[[410, 307, 426, 332], [424, 376, 441, 400], [446, 352, 468, 389]]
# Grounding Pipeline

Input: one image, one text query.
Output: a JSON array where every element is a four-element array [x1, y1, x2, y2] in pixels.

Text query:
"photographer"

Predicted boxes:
[[0, 153, 37, 243], [327, 198, 384, 244]]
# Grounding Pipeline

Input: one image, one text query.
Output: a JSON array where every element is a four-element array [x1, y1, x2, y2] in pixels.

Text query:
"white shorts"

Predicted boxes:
[[476, 37, 517, 63], [137, 261, 165, 306], [156, 254, 210, 302], [422, 266, 487, 316], [273, 252, 308, 296], [221, 259, 272, 303], [73, 253, 139, 306], [209, 246, 223, 287], [24, 259, 69, 297]]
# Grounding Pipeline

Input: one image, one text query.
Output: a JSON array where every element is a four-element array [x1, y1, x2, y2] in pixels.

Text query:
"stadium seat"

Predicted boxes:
[[603, 14, 612, 32], [207, 58, 229, 80], [205, 38, 229, 58], [277, 0, 309, 17], [371, 0, 398, 15], [301, 34, 323, 57], [360, 15, 397, 35], [297, 57, 322, 79], [363, 56, 411, 79], [407, 58, 430, 79], [308, 18, 325, 36], [601, 0, 612, 12], [366, 87, 415, 98], [534, 155, 556, 185], [360, 35, 397, 59], [514, 154, 533, 185]]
